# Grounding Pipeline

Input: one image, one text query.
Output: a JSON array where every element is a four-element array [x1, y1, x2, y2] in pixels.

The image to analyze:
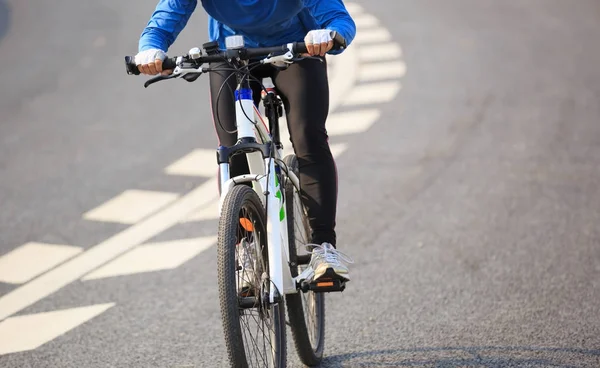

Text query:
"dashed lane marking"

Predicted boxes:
[[352, 13, 379, 28], [164, 149, 218, 177], [0, 178, 217, 321], [326, 109, 382, 136], [359, 61, 407, 82], [82, 189, 180, 224], [181, 199, 219, 223], [344, 2, 364, 14], [344, 81, 402, 106], [358, 43, 403, 62], [81, 237, 217, 280], [354, 28, 392, 44], [0, 303, 115, 355], [0, 243, 83, 284]]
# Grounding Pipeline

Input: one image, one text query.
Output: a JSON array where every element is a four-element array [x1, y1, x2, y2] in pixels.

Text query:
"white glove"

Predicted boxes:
[[134, 48, 168, 75], [304, 29, 334, 56]]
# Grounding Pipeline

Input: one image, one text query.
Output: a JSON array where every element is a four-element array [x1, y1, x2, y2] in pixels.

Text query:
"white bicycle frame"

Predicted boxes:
[[216, 75, 301, 304], [167, 38, 303, 304]]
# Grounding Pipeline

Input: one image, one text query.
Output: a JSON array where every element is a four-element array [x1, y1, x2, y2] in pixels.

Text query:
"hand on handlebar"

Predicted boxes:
[[134, 49, 173, 76], [304, 29, 335, 57]]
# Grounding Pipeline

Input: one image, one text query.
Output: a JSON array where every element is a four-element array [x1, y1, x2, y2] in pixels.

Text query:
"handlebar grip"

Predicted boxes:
[[125, 56, 140, 75], [331, 31, 347, 50], [292, 31, 347, 55], [163, 58, 177, 71], [293, 42, 308, 54], [124, 56, 178, 76]]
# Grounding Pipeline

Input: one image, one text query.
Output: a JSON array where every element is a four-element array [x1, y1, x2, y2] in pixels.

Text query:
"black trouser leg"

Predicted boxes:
[[273, 58, 338, 246]]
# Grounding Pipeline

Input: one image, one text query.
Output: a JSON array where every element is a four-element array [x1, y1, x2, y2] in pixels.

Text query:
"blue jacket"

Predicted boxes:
[[139, 0, 356, 55]]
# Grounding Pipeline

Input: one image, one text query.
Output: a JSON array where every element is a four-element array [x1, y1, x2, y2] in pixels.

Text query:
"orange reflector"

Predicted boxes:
[[316, 282, 334, 287], [239, 218, 254, 232]]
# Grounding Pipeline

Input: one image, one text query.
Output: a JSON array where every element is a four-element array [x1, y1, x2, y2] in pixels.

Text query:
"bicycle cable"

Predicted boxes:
[[214, 60, 272, 136]]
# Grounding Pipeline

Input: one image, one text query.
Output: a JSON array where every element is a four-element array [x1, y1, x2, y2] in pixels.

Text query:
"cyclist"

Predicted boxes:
[[135, 0, 356, 284]]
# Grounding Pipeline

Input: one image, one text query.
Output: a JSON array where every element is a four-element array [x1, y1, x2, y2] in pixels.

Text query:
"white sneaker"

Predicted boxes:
[[298, 242, 354, 283]]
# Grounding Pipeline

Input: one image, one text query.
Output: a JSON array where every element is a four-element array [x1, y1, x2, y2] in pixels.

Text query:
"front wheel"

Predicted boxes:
[[283, 154, 326, 366], [217, 185, 286, 368]]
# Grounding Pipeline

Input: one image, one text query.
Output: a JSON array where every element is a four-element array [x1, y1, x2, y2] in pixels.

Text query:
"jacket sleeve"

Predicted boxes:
[[302, 0, 356, 53], [138, 0, 198, 52]]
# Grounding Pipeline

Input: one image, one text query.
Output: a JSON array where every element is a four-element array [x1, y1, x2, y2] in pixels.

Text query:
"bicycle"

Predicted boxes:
[[125, 33, 347, 367]]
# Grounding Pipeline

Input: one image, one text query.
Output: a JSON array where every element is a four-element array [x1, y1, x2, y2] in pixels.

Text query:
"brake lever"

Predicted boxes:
[[143, 73, 180, 88], [182, 72, 202, 82], [291, 55, 324, 63]]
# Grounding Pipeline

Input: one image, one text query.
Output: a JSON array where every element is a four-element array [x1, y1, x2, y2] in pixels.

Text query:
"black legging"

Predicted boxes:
[[209, 58, 338, 246]]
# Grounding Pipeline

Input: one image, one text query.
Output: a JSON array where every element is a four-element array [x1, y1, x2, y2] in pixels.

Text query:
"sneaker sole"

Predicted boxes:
[[314, 267, 350, 283]]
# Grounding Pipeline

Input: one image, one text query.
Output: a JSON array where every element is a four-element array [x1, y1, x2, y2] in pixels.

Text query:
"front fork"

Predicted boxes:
[[217, 157, 295, 305], [218, 69, 296, 303]]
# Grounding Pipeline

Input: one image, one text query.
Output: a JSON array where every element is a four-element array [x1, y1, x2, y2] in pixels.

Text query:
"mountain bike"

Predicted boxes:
[[125, 32, 347, 368]]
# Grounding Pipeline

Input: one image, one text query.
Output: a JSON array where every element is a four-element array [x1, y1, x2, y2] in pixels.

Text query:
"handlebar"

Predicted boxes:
[[124, 31, 347, 77]]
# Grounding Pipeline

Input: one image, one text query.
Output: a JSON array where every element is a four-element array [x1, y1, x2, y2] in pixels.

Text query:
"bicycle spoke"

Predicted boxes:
[[240, 314, 268, 366], [217, 176, 295, 368], [230, 200, 279, 367]]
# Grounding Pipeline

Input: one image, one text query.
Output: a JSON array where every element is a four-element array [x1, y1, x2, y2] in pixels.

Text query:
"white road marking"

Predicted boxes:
[[82, 237, 216, 280], [0, 303, 114, 355], [0, 178, 217, 321], [83, 189, 179, 224], [329, 143, 349, 158], [0, 243, 83, 284], [182, 200, 219, 223], [164, 149, 217, 177], [353, 13, 379, 29], [354, 28, 392, 44], [328, 41, 360, 114], [344, 82, 402, 106], [359, 61, 407, 81], [344, 2, 364, 15], [358, 43, 403, 62], [326, 109, 382, 135]]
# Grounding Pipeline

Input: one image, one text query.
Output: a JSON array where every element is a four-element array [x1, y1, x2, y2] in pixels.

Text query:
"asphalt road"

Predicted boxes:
[[1, 0, 600, 367]]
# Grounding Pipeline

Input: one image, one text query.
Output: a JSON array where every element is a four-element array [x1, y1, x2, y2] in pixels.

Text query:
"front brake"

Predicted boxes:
[[182, 72, 202, 82], [143, 73, 180, 88], [291, 55, 324, 63]]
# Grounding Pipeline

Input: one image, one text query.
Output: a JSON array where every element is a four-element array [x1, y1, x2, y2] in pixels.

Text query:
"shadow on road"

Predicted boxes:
[[321, 346, 600, 367], [0, 0, 10, 45]]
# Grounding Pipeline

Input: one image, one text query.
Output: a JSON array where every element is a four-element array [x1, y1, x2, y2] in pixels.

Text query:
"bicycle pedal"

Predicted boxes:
[[300, 274, 347, 293]]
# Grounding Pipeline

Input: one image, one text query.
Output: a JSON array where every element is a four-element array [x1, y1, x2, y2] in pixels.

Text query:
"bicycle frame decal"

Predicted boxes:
[[274, 172, 285, 221]]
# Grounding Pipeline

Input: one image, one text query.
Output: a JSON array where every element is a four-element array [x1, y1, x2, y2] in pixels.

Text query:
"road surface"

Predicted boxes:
[[1, 0, 599, 367]]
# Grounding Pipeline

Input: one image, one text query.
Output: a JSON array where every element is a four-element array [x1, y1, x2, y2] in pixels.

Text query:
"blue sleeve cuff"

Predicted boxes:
[[137, 0, 197, 53], [139, 28, 171, 52], [302, 0, 357, 55]]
